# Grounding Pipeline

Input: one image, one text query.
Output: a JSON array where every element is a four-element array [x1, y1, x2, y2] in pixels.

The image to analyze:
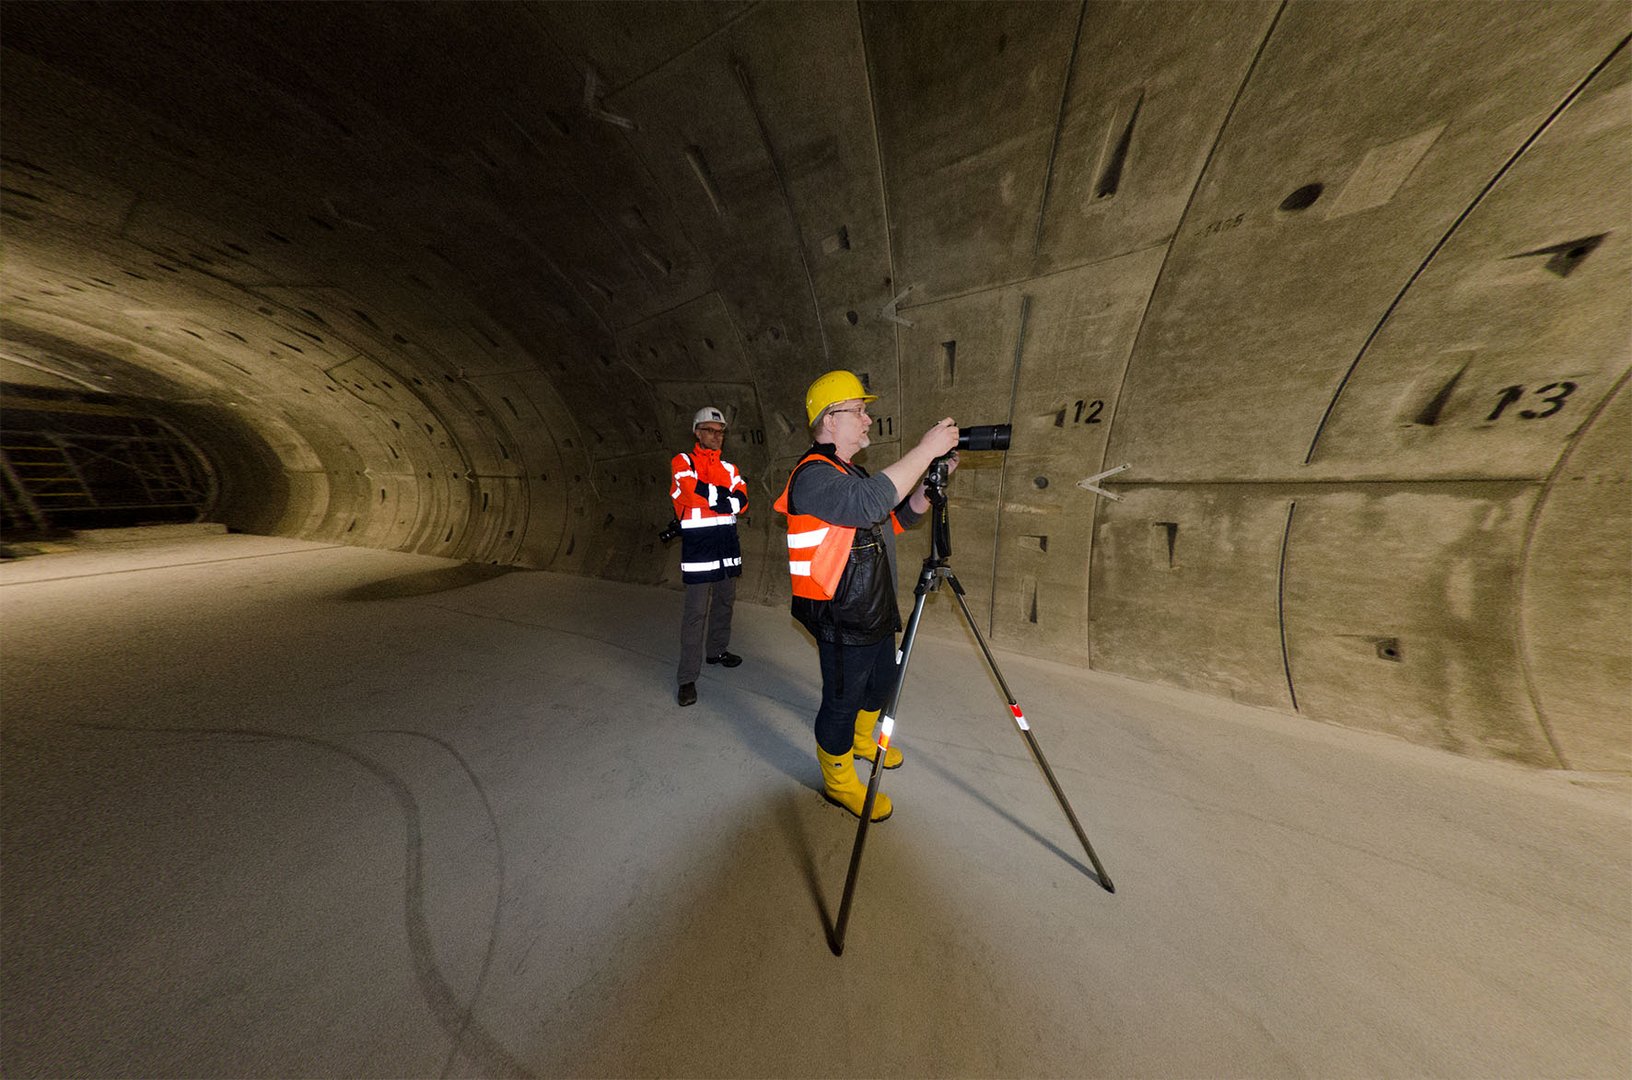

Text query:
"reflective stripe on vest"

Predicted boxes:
[[773, 453, 856, 601]]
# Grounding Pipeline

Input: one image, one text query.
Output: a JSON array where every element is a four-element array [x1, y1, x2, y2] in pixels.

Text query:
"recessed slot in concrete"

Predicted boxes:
[[641, 247, 671, 275], [1026, 578, 1039, 624], [1033, 476, 1049, 489], [545, 110, 571, 137], [1376, 638, 1403, 662], [685, 146, 726, 216], [1020, 534, 1049, 553], [846, 310, 858, 325], [1154, 521, 1178, 569], [1508, 233, 1608, 278], [941, 340, 956, 386], [1279, 183, 1324, 212], [481, 492, 489, 511], [444, 527, 453, 542], [774, 412, 796, 436], [565, 534, 576, 556], [307, 214, 336, 232], [264, 230, 290, 244], [1413, 363, 1468, 426], [501, 396, 519, 418], [380, 488, 387, 503], [1095, 90, 1143, 200]]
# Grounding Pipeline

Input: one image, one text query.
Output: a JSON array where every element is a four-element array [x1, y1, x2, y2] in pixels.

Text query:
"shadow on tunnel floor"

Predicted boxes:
[[340, 562, 532, 601]]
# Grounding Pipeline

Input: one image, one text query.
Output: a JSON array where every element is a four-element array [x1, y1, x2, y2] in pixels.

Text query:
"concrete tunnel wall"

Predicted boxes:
[[1, 2, 1627, 772]]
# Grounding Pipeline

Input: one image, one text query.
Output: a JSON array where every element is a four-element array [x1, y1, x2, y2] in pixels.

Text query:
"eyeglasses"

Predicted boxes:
[[827, 406, 870, 420], [696, 426, 726, 436]]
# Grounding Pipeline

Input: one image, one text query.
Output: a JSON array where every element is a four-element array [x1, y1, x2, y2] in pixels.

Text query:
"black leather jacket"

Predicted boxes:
[[785, 446, 907, 646]]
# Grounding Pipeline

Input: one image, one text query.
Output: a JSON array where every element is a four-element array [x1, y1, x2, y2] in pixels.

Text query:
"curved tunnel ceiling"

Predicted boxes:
[[2, 2, 1628, 771]]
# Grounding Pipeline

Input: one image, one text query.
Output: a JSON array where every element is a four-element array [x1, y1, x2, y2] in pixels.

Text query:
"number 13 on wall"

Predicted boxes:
[[1486, 382, 1576, 421]]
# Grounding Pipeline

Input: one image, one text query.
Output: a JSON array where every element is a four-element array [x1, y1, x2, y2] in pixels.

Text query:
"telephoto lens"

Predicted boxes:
[[956, 424, 1011, 452]]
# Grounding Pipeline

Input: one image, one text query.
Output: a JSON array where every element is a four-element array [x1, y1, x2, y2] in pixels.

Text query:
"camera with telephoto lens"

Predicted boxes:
[[956, 424, 1011, 452], [658, 517, 682, 543], [928, 423, 1011, 495]]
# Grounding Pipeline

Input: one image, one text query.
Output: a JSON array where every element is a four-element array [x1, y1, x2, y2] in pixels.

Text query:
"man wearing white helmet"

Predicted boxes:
[[774, 371, 958, 821], [670, 405, 749, 707]]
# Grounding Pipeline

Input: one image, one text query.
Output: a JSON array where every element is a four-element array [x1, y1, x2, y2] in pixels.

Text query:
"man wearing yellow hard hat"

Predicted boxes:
[[773, 371, 959, 821]]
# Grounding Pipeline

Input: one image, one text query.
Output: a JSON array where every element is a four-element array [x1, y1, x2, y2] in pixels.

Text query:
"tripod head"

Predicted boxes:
[[926, 452, 954, 561], [922, 423, 1010, 564]]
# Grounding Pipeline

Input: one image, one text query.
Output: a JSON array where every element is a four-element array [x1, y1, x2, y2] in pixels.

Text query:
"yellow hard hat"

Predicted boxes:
[[804, 370, 876, 426]]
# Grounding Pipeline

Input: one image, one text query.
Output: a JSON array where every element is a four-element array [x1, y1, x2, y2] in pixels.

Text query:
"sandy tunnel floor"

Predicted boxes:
[[2, 534, 1628, 1078]]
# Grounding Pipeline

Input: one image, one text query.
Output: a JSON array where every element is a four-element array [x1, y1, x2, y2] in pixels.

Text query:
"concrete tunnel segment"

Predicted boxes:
[[1, 1, 1628, 772]]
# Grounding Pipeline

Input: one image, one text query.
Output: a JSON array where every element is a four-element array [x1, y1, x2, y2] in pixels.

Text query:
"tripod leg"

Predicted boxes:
[[831, 566, 938, 955], [944, 573, 1115, 893]]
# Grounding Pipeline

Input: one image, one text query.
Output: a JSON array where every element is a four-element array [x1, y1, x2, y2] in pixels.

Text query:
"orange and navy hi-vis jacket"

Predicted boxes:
[[772, 450, 902, 601], [670, 444, 748, 584]]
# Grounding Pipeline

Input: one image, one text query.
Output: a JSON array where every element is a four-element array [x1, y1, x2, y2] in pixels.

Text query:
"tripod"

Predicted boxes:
[[831, 455, 1115, 955]]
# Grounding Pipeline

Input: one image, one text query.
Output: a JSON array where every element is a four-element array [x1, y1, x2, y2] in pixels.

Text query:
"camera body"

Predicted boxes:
[[658, 517, 682, 543]]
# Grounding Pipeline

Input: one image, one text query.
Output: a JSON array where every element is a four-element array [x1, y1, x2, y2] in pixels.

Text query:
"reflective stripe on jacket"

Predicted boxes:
[[672, 446, 747, 585]]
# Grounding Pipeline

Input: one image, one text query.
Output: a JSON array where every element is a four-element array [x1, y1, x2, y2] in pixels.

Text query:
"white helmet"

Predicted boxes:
[[692, 406, 727, 430]]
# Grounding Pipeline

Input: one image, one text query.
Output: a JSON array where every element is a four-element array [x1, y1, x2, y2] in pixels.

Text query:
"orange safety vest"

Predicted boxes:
[[773, 451, 901, 601]]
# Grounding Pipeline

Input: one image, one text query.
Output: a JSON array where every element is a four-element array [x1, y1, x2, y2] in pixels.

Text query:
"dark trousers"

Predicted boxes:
[[813, 635, 899, 755], [677, 576, 736, 685]]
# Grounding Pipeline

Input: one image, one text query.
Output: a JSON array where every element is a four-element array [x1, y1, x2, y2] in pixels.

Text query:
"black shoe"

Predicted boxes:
[[677, 683, 697, 707], [706, 651, 742, 668]]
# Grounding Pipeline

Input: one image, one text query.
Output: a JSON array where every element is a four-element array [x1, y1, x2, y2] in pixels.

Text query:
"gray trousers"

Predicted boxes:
[[678, 575, 737, 685]]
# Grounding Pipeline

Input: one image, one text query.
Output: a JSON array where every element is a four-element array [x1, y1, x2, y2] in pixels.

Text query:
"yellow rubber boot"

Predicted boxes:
[[852, 707, 903, 769], [817, 746, 892, 821]]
